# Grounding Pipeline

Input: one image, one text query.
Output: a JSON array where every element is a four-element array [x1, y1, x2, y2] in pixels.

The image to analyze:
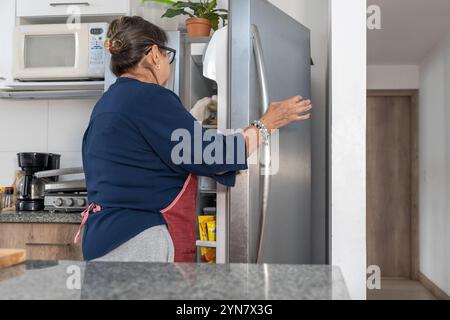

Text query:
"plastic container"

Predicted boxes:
[[206, 221, 216, 242], [3, 187, 14, 210], [0, 187, 4, 212]]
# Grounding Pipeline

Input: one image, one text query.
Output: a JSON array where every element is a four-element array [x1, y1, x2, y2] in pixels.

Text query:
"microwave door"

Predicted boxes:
[[13, 24, 91, 81]]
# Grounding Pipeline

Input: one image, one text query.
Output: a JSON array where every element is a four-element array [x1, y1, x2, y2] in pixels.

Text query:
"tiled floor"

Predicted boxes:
[[368, 279, 436, 300]]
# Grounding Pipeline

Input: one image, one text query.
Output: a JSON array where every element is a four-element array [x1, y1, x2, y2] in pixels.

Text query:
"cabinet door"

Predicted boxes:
[[26, 224, 83, 261], [0, 223, 83, 261], [16, 0, 130, 17], [0, 0, 15, 84]]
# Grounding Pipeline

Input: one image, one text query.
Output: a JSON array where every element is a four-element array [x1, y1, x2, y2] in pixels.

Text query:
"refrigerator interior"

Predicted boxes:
[[179, 36, 222, 263]]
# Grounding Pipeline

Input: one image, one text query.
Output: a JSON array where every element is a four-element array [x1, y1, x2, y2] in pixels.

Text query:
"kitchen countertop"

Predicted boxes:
[[0, 261, 350, 300], [0, 212, 82, 224]]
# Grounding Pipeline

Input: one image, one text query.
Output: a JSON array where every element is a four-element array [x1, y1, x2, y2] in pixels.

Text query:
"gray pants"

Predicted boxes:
[[94, 225, 175, 263]]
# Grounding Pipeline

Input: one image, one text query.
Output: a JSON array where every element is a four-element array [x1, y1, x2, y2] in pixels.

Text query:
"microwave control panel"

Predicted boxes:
[[88, 23, 108, 78]]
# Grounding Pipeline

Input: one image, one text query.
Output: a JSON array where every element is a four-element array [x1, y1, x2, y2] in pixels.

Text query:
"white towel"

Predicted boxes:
[[190, 95, 218, 123]]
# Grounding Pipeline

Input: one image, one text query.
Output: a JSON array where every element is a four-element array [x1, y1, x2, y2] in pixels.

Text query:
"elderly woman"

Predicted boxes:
[[77, 16, 312, 263]]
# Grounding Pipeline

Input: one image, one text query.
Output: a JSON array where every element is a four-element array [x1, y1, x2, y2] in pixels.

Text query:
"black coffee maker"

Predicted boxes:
[[16, 153, 61, 212]]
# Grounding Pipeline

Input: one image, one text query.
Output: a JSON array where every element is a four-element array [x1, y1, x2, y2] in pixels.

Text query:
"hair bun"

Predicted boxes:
[[106, 16, 168, 77], [104, 39, 125, 55]]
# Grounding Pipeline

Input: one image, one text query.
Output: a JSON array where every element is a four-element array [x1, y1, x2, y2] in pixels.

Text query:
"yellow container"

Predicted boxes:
[[206, 221, 216, 242], [198, 216, 215, 241], [198, 216, 216, 263]]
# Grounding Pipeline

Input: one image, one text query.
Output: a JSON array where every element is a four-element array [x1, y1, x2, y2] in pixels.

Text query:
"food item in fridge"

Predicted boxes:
[[207, 221, 216, 242], [198, 215, 216, 263], [198, 215, 215, 242], [204, 248, 216, 263], [190, 96, 213, 123]]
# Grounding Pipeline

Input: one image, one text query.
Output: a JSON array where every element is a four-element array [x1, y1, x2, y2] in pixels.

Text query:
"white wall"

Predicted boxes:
[[0, 0, 97, 186], [419, 30, 450, 295], [367, 65, 419, 90], [0, 99, 96, 186], [330, 0, 367, 300]]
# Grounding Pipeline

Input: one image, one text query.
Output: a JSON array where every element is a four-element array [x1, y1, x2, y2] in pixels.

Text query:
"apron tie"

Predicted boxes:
[[74, 203, 102, 244]]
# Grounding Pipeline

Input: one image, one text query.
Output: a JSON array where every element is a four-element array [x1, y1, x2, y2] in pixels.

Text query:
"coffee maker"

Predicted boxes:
[[16, 153, 61, 212]]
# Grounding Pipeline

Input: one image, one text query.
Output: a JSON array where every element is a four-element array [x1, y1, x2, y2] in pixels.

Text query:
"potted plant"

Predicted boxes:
[[143, 0, 228, 37]]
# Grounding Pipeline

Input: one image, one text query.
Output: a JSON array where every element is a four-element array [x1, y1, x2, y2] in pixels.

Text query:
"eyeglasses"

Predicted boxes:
[[145, 43, 177, 65]]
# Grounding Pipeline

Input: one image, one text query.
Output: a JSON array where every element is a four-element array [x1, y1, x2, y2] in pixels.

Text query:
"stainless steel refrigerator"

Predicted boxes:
[[225, 0, 312, 264], [104, 0, 315, 265], [181, 0, 312, 264]]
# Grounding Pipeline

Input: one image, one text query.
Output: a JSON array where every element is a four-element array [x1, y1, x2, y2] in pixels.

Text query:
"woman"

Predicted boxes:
[[77, 16, 312, 263]]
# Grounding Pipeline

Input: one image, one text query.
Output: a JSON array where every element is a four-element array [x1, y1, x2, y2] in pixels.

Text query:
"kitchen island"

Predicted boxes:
[[0, 261, 350, 300]]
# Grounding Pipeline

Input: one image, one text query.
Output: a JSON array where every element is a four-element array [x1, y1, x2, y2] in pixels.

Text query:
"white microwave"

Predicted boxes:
[[13, 23, 108, 81]]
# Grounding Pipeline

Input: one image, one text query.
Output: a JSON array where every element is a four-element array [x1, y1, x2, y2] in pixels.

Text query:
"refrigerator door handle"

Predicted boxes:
[[251, 25, 271, 263]]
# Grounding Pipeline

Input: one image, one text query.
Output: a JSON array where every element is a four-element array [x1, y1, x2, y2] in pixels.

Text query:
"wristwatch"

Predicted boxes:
[[251, 120, 271, 145]]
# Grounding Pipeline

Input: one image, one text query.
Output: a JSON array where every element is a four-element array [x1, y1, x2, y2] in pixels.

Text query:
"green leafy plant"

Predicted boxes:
[[142, 0, 228, 31]]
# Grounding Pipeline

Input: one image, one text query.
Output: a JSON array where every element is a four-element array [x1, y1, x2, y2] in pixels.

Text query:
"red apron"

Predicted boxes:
[[161, 174, 198, 263], [74, 174, 198, 263]]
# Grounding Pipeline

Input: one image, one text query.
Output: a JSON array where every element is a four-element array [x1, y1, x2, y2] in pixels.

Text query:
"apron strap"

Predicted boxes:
[[74, 203, 102, 244]]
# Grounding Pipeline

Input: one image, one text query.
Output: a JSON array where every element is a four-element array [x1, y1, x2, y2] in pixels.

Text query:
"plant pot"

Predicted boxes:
[[186, 18, 212, 37]]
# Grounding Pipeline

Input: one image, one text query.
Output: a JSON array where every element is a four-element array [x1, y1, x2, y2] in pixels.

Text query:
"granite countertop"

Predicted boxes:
[[0, 212, 82, 224], [0, 261, 350, 300]]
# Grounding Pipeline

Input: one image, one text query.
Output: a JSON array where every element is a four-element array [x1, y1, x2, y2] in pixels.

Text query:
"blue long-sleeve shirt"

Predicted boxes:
[[81, 77, 248, 261]]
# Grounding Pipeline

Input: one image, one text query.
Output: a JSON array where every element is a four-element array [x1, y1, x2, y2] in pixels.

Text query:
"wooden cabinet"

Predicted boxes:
[[16, 0, 130, 18], [0, 224, 82, 261]]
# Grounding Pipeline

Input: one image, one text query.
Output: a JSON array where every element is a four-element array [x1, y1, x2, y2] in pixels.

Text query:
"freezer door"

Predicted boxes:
[[229, 0, 312, 264]]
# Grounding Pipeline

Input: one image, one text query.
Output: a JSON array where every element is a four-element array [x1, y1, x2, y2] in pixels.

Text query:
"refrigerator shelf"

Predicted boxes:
[[199, 189, 217, 194], [196, 240, 217, 248], [202, 125, 218, 129]]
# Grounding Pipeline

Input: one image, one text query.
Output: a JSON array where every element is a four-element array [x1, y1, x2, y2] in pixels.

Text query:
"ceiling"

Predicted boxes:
[[367, 0, 450, 65]]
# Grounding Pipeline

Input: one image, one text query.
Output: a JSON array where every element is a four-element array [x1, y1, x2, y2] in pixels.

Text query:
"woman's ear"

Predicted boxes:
[[150, 44, 161, 65]]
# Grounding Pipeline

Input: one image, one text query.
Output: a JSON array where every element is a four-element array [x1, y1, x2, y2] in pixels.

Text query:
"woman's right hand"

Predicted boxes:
[[259, 96, 312, 132]]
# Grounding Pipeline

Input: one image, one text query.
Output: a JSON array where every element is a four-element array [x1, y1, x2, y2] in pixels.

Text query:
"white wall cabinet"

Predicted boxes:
[[16, 0, 130, 18], [0, 0, 16, 85]]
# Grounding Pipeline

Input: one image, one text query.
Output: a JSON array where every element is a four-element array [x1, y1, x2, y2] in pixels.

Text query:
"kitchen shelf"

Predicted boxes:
[[199, 189, 217, 195], [196, 241, 217, 248], [0, 90, 103, 100], [191, 43, 208, 56], [203, 125, 218, 129], [0, 81, 104, 100], [4, 81, 104, 91], [187, 38, 210, 66]]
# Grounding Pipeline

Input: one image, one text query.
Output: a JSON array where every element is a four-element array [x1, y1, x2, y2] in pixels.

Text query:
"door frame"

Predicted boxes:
[[367, 89, 419, 280]]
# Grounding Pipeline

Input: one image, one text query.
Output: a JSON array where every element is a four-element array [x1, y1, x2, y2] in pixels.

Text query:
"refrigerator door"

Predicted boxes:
[[229, 0, 312, 264]]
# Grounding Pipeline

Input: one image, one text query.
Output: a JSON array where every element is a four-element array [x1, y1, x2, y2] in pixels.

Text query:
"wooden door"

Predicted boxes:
[[367, 94, 415, 278]]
